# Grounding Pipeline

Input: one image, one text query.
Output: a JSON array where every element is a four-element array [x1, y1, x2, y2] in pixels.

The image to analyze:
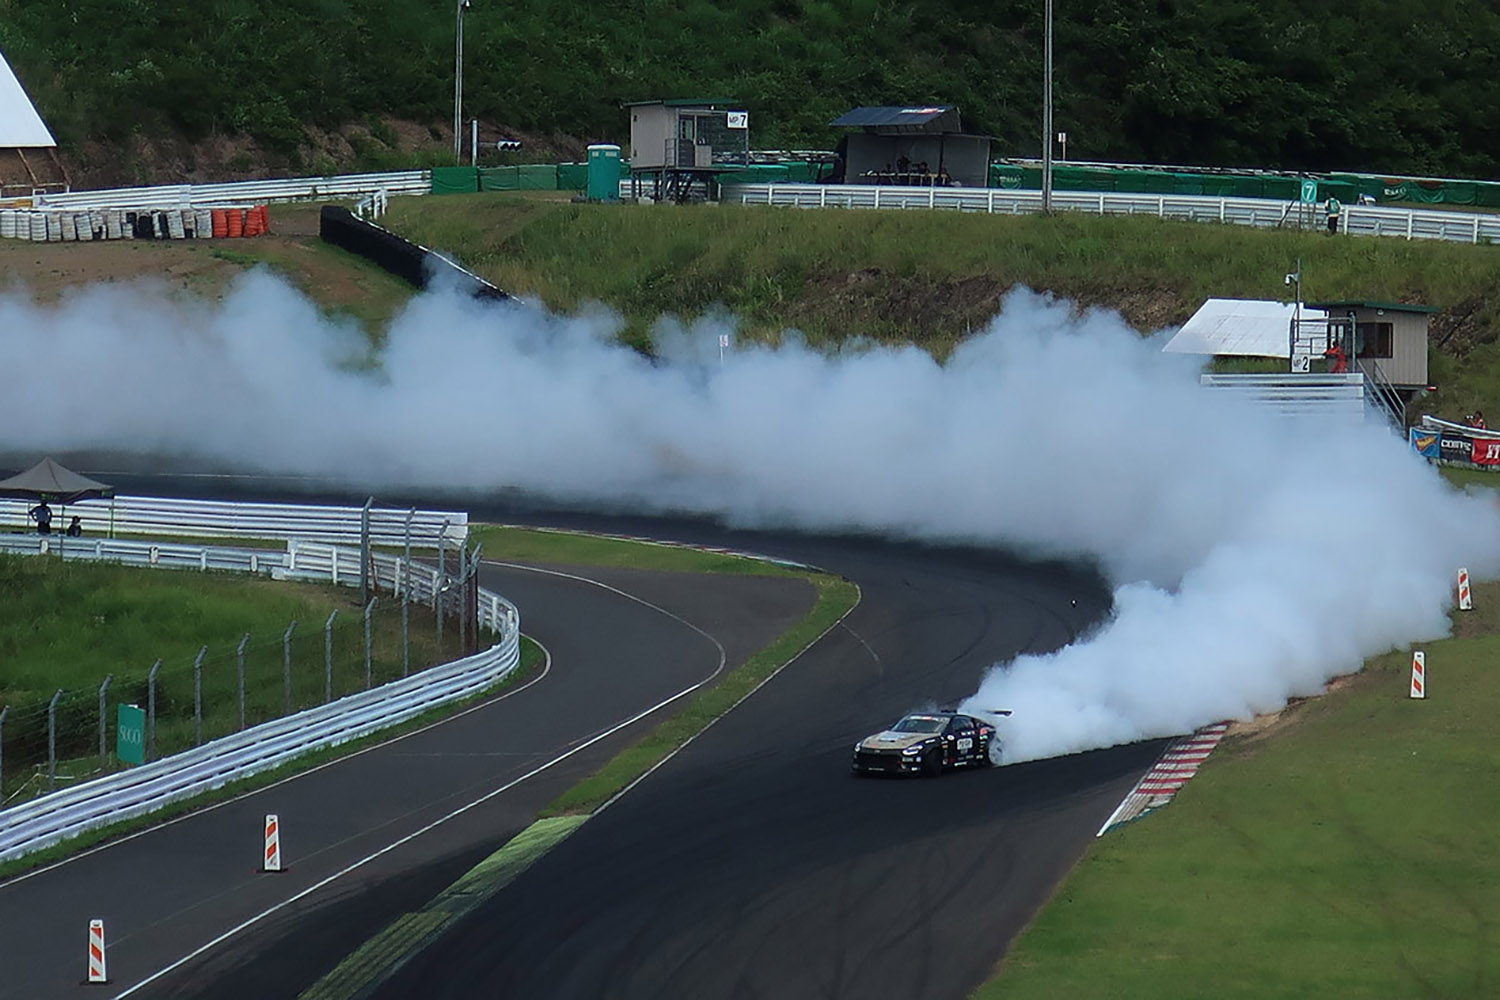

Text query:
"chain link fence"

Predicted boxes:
[[0, 544, 485, 808]]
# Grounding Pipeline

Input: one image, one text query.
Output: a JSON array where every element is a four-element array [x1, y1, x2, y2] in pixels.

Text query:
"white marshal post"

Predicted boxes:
[[1410, 651, 1426, 699]]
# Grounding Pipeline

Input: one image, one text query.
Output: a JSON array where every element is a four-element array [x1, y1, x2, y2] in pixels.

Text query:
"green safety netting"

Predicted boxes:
[[430, 166, 479, 195]]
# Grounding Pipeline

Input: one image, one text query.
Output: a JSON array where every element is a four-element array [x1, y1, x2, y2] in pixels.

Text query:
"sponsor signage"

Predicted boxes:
[[1439, 433, 1473, 462], [117, 703, 145, 765], [1474, 437, 1500, 466], [1409, 428, 1440, 458]]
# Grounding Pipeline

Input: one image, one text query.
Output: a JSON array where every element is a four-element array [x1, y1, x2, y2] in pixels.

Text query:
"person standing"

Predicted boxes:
[[28, 501, 52, 535], [1325, 195, 1342, 234]]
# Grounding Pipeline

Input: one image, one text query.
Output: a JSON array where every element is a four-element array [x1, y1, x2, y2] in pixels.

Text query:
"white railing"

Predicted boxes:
[[1199, 372, 1368, 421], [29, 170, 429, 211], [0, 494, 467, 548], [724, 183, 1500, 247], [0, 532, 519, 861]]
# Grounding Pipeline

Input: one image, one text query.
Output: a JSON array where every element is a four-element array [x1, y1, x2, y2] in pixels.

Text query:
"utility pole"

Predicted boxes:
[[453, 0, 472, 163], [1042, 0, 1054, 213]]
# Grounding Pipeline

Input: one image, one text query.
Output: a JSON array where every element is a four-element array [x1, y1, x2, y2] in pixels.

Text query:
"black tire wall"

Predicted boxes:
[[318, 205, 509, 301]]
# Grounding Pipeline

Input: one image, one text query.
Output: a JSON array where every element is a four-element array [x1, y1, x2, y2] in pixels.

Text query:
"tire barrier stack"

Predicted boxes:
[[319, 204, 509, 301], [0, 204, 270, 242]]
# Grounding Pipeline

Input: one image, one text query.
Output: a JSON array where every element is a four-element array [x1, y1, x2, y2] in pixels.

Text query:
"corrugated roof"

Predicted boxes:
[[829, 106, 954, 127], [1162, 298, 1327, 358], [0, 51, 54, 148], [1307, 300, 1440, 314], [622, 98, 738, 108]]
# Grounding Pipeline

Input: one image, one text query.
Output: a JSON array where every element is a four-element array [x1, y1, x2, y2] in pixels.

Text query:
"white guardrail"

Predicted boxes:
[[0, 507, 516, 862], [723, 183, 1500, 246], [28, 170, 430, 212], [0, 495, 467, 548]]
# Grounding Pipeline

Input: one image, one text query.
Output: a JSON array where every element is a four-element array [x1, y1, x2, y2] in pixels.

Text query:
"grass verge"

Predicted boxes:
[[977, 584, 1500, 1000], [0, 637, 544, 884], [470, 524, 804, 576]]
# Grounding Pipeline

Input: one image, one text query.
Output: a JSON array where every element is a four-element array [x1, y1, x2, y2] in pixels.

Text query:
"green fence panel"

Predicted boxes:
[[431, 166, 479, 195], [557, 162, 589, 190], [517, 164, 559, 190], [478, 166, 520, 191]]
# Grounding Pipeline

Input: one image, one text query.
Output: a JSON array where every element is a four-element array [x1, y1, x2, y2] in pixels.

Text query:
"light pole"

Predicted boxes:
[[1042, 0, 1054, 213], [453, 0, 472, 163]]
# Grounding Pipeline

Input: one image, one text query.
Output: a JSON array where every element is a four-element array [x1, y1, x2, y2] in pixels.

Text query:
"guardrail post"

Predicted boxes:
[[360, 497, 374, 608], [324, 610, 337, 703], [193, 646, 207, 746], [147, 659, 160, 761], [0, 705, 9, 807], [364, 598, 377, 689], [47, 689, 63, 792], [98, 674, 112, 768], [403, 509, 414, 677], [283, 621, 298, 715], [437, 530, 448, 654], [237, 634, 250, 730]]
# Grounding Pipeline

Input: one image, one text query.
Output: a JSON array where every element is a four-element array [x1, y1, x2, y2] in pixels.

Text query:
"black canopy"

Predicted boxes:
[[0, 458, 115, 504]]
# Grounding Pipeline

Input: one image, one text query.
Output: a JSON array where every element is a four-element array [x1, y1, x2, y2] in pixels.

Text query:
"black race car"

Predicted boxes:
[[851, 711, 999, 776]]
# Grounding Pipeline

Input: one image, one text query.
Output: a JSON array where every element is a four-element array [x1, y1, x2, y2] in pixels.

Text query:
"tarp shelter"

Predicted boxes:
[[0, 49, 67, 195], [830, 106, 991, 188], [1161, 298, 1328, 358], [0, 458, 114, 503]]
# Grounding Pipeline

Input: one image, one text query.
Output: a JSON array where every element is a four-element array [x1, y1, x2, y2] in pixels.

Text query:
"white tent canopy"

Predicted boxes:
[[1162, 298, 1328, 358], [0, 50, 55, 148]]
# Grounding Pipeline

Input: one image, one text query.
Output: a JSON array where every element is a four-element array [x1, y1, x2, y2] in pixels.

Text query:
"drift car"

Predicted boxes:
[[851, 711, 998, 776]]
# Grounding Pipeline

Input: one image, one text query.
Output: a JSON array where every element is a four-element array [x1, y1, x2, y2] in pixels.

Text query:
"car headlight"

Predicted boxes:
[[901, 745, 922, 755], [854, 741, 864, 751]]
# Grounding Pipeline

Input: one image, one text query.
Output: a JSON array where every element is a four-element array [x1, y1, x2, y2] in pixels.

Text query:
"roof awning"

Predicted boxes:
[[1162, 298, 1327, 358], [0, 51, 55, 148]]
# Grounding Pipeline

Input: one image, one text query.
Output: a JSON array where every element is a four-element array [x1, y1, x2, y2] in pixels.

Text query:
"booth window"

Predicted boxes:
[[1355, 321, 1393, 358]]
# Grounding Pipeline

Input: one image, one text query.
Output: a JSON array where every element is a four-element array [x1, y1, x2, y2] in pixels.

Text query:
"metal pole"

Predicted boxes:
[[47, 689, 62, 792], [437, 526, 448, 654], [147, 659, 160, 761], [457, 546, 468, 654], [453, 0, 469, 162], [0, 705, 8, 807], [98, 674, 112, 767], [361, 497, 373, 608], [403, 509, 414, 677], [237, 634, 250, 730], [283, 621, 298, 716], [325, 610, 338, 703], [1042, 0, 1054, 214], [193, 646, 206, 746], [364, 598, 377, 689]]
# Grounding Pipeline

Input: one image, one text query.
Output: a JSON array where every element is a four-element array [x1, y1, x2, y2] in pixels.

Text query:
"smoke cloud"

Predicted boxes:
[[3, 270, 1496, 761]]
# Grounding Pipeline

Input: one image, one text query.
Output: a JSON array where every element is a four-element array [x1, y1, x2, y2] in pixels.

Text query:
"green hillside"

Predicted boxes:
[[4, 0, 1500, 178], [382, 194, 1500, 421]]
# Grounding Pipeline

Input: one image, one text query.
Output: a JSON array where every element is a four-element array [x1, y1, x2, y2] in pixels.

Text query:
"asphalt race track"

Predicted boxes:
[[0, 475, 1170, 999], [0, 549, 816, 998]]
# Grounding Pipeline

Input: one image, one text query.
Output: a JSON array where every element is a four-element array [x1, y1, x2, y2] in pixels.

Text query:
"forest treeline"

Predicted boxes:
[[3, 0, 1499, 176]]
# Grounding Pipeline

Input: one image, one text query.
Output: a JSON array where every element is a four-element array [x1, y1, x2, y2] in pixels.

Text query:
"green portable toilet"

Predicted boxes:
[[587, 144, 622, 202]]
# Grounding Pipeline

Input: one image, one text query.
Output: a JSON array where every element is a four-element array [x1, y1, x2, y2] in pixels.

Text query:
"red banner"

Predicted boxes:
[[1472, 438, 1500, 465]]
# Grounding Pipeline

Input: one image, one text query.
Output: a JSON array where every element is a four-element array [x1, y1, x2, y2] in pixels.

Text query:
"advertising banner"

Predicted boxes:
[[1409, 428, 1440, 458], [1473, 437, 1500, 466], [1439, 433, 1473, 464]]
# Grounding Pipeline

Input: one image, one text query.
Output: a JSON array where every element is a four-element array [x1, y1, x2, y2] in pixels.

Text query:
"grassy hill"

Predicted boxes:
[[5, 1, 1500, 181], [383, 194, 1500, 421]]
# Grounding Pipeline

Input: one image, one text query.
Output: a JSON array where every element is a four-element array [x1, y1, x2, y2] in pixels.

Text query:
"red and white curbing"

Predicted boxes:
[[262, 813, 283, 872], [1096, 722, 1230, 836], [1458, 568, 1472, 611], [1410, 651, 1426, 699], [87, 918, 107, 983]]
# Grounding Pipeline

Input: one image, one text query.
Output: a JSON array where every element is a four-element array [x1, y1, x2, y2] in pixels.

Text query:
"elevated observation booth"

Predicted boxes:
[[1165, 297, 1437, 427], [625, 98, 750, 202], [830, 106, 991, 188]]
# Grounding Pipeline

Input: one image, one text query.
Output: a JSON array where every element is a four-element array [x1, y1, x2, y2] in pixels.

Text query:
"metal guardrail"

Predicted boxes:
[[0, 636, 519, 863], [0, 494, 467, 548], [30, 170, 430, 211], [0, 533, 519, 862], [724, 183, 1500, 246], [1199, 372, 1368, 420]]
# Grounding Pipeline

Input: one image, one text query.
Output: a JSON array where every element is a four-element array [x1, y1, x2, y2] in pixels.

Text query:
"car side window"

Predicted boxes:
[[948, 716, 970, 735]]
